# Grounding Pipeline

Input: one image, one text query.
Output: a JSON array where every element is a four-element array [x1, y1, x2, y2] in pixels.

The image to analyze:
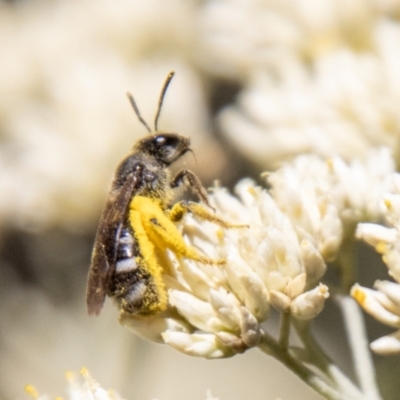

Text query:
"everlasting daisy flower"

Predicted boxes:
[[352, 172, 400, 355], [268, 155, 343, 262], [199, 0, 400, 169], [121, 149, 395, 359], [121, 179, 329, 358], [25, 369, 124, 400], [268, 148, 394, 263]]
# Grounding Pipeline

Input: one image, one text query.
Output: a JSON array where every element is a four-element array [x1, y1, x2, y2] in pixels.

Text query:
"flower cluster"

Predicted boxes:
[[25, 369, 124, 400], [269, 148, 394, 261], [352, 172, 400, 355], [120, 148, 396, 359], [121, 179, 329, 358], [199, 0, 400, 169]]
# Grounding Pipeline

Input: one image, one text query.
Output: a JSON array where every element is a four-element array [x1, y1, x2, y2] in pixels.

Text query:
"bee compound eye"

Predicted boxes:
[[155, 136, 166, 146]]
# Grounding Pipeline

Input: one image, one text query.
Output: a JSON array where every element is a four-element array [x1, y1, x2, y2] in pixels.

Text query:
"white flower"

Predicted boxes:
[[122, 149, 396, 357], [25, 369, 124, 400], [268, 155, 342, 261], [199, 0, 400, 168], [162, 331, 235, 359], [268, 148, 394, 262], [25, 369, 222, 400], [121, 179, 329, 357], [290, 283, 329, 320], [328, 148, 395, 224], [352, 172, 400, 354]]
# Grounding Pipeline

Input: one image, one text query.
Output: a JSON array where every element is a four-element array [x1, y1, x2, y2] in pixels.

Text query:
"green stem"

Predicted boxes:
[[278, 311, 291, 350], [336, 295, 382, 400], [258, 331, 358, 400], [335, 236, 357, 293], [293, 319, 363, 400]]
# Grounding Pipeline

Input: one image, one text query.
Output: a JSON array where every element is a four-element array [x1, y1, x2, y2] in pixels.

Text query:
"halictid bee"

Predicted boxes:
[[86, 72, 235, 317]]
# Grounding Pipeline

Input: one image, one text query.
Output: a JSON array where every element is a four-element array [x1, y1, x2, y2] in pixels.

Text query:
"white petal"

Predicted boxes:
[[169, 290, 225, 332], [370, 330, 400, 355], [239, 307, 260, 347], [174, 259, 220, 300], [384, 247, 400, 283], [374, 280, 400, 308], [351, 284, 400, 327], [286, 273, 306, 299], [301, 239, 326, 286], [319, 205, 343, 261], [162, 331, 233, 358], [382, 193, 400, 223], [209, 287, 242, 331], [119, 312, 192, 343], [79, 368, 119, 400], [225, 252, 270, 321], [356, 223, 397, 246], [270, 290, 291, 312], [211, 186, 249, 224], [234, 179, 259, 208], [266, 271, 287, 292], [290, 284, 329, 320]]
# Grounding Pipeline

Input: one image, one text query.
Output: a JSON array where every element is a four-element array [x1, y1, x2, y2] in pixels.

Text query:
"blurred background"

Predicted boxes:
[[1, 0, 400, 399]]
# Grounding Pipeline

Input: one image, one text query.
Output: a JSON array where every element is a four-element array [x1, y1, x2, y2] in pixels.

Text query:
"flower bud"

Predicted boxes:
[[290, 284, 329, 320], [351, 284, 400, 327], [370, 331, 400, 355], [162, 331, 234, 358], [270, 290, 291, 312]]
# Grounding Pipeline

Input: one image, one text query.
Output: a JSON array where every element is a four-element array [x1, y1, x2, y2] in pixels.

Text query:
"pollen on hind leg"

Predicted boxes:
[[185, 249, 226, 266]]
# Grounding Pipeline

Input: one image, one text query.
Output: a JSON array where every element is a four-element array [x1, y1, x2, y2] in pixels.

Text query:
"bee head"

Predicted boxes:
[[135, 133, 191, 166], [127, 73, 192, 166]]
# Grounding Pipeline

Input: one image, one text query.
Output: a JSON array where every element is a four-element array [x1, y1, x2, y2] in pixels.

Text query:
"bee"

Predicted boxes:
[[86, 72, 234, 317]]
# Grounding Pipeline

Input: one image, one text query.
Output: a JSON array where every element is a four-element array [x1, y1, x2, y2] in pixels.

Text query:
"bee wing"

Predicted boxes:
[[86, 171, 141, 316]]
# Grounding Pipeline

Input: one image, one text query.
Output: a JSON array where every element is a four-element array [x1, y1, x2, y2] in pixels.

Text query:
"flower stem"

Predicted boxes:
[[258, 331, 356, 400], [336, 235, 357, 293], [336, 295, 382, 400], [278, 311, 291, 350], [293, 319, 363, 400]]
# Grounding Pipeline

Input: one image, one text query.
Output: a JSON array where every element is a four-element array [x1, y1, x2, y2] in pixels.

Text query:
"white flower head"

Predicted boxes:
[[352, 171, 400, 354], [268, 155, 342, 261], [25, 368, 124, 400], [121, 179, 329, 358], [202, 1, 400, 169], [328, 148, 395, 224], [269, 148, 394, 262]]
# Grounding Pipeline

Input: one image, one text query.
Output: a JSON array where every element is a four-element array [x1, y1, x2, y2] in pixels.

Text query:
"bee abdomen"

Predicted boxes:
[[116, 228, 135, 260], [115, 257, 138, 273], [110, 227, 160, 315]]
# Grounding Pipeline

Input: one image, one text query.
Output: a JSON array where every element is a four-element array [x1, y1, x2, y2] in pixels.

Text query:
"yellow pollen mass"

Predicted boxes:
[[376, 242, 388, 254], [128, 196, 232, 314], [352, 287, 366, 306]]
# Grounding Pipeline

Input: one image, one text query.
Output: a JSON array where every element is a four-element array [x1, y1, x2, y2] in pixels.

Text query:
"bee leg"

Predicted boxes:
[[168, 200, 247, 229], [130, 196, 224, 265], [170, 169, 211, 208], [129, 208, 168, 313]]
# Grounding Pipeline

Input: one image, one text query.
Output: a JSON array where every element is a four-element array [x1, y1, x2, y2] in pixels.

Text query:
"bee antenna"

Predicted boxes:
[[154, 71, 175, 132], [188, 148, 198, 165], [126, 92, 152, 133]]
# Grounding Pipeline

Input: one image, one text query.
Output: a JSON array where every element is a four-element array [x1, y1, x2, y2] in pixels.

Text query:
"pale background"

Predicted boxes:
[[1, 1, 399, 399]]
